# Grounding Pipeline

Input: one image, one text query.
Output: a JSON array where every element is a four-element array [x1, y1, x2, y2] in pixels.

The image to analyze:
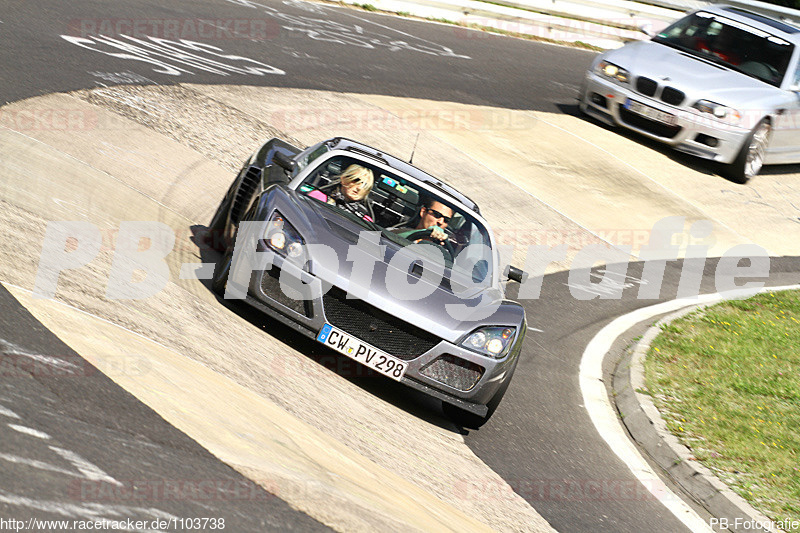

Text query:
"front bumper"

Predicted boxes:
[[242, 249, 517, 415], [579, 71, 750, 165]]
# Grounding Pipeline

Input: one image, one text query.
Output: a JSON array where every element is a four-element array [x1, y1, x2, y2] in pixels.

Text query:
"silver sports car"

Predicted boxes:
[[580, 5, 800, 182], [205, 137, 528, 427]]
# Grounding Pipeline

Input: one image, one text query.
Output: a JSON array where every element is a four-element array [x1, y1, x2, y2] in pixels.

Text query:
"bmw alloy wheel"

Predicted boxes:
[[744, 121, 770, 180]]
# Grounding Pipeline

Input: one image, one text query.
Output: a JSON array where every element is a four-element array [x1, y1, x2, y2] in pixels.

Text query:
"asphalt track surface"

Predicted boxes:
[[2, 0, 799, 532]]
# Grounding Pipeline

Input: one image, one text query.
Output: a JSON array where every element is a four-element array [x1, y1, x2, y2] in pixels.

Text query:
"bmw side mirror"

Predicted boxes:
[[639, 23, 655, 37], [504, 265, 528, 284], [273, 151, 297, 173]]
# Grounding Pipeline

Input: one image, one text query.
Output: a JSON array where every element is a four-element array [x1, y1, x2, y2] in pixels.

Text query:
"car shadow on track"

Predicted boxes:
[[188, 226, 465, 435], [561, 103, 800, 183]]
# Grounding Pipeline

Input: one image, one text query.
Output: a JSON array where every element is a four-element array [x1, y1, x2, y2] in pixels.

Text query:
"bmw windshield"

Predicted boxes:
[[653, 11, 794, 87]]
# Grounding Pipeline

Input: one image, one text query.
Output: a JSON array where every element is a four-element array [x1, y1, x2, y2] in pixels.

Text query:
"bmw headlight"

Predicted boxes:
[[265, 212, 305, 259], [596, 60, 630, 84], [461, 327, 516, 359], [692, 100, 741, 124]]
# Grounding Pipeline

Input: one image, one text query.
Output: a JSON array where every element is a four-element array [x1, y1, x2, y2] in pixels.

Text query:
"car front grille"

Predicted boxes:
[[420, 355, 484, 391], [636, 77, 685, 107], [619, 108, 682, 139], [636, 76, 658, 96], [322, 287, 440, 360], [661, 86, 685, 106]]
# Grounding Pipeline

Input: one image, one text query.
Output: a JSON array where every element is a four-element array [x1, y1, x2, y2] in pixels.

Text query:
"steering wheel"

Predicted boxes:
[[402, 227, 456, 262]]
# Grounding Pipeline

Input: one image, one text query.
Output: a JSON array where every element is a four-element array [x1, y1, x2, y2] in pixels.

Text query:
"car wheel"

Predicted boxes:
[[212, 248, 233, 295], [204, 197, 232, 252], [442, 374, 512, 429], [727, 118, 770, 184]]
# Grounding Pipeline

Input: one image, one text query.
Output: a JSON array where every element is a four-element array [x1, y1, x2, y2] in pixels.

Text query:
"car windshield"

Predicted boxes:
[[297, 154, 494, 287], [653, 11, 794, 87]]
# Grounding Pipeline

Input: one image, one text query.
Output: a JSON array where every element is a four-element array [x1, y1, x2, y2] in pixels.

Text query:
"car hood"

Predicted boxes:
[[603, 40, 782, 109], [266, 189, 526, 343]]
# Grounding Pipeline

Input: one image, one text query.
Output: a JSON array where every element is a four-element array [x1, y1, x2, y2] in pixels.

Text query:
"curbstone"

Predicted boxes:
[[616, 304, 787, 533]]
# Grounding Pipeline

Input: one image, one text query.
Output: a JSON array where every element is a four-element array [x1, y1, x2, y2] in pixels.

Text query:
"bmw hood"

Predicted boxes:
[[601, 40, 783, 110]]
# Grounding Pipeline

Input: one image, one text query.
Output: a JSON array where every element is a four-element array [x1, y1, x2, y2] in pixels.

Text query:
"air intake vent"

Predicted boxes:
[[420, 355, 484, 391], [260, 267, 311, 317], [230, 166, 261, 224]]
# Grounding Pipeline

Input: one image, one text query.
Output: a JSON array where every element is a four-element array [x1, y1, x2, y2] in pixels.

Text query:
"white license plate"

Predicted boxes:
[[625, 99, 676, 125], [316, 324, 407, 381]]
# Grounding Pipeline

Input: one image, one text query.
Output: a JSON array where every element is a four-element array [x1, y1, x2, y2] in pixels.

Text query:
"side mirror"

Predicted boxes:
[[504, 265, 528, 284], [639, 23, 654, 37], [273, 151, 297, 173]]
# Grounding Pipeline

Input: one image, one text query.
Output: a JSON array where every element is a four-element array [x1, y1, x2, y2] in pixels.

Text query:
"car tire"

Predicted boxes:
[[726, 118, 770, 184], [212, 248, 233, 295], [442, 374, 512, 429], [204, 196, 232, 252]]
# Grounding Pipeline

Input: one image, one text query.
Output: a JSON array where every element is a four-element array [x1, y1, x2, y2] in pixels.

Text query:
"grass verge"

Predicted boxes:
[[644, 290, 800, 524]]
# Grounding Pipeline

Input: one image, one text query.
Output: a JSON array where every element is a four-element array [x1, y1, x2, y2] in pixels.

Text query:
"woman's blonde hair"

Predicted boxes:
[[338, 164, 374, 201]]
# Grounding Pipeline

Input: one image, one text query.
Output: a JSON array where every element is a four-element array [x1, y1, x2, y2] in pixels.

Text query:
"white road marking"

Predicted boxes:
[[7, 424, 51, 440], [60, 34, 286, 77], [0, 452, 85, 478], [0, 490, 178, 528], [224, 0, 470, 58], [580, 284, 800, 532], [1, 430, 121, 486], [0, 339, 81, 371], [332, 4, 471, 58], [49, 446, 123, 486], [0, 405, 22, 419]]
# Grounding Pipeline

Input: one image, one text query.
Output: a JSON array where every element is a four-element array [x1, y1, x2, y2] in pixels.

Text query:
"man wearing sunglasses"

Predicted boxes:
[[395, 197, 454, 246]]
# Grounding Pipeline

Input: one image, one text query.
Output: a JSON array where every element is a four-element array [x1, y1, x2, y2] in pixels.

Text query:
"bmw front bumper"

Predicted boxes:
[[579, 71, 750, 165]]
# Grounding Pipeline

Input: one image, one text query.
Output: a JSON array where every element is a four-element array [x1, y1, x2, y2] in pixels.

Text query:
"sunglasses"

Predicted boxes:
[[425, 207, 452, 224]]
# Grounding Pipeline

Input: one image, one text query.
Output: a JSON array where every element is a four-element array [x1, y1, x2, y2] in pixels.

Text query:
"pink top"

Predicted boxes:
[[307, 189, 328, 202]]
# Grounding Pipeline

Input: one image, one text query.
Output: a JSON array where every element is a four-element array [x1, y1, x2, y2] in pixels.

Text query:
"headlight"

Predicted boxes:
[[692, 100, 741, 124], [460, 327, 516, 359], [596, 60, 630, 84], [265, 211, 305, 259]]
